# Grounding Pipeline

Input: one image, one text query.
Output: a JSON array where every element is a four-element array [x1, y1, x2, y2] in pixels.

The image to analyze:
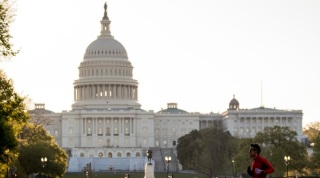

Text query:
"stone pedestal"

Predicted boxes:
[[144, 163, 154, 178]]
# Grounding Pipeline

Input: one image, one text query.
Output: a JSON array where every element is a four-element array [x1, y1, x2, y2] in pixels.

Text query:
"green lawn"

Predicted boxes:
[[63, 172, 207, 178]]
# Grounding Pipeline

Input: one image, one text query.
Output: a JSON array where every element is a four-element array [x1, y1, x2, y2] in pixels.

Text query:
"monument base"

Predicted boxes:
[[144, 163, 155, 178]]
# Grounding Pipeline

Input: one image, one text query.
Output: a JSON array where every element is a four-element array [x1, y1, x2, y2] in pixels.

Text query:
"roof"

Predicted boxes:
[[28, 109, 55, 115], [157, 108, 189, 114]]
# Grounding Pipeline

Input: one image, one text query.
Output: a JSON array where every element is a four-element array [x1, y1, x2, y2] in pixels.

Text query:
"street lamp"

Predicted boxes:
[[41, 157, 47, 167], [165, 156, 171, 178], [83, 162, 91, 178], [284, 156, 290, 177], [232, 159, 235, 178], [41, 157, 47, 178]]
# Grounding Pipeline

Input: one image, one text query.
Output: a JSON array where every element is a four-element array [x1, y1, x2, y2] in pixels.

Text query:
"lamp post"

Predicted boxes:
[[41, 157, 47, 178], [83, 162, 91, 178], [284, 156, 290, 177], [165, 156, 171, 178], [232, 159, 235, 178]]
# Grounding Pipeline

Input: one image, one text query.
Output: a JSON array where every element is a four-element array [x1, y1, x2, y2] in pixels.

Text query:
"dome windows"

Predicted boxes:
[[85, 49, 127, 58]]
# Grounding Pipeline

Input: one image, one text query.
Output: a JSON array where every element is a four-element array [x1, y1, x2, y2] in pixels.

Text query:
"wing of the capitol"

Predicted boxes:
[[28, 3, 307, 173]]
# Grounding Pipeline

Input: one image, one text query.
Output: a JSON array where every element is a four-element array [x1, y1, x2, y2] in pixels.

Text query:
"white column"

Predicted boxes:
[[84, 118, 87, 135], [74, 87, 76, 100], [135, 87, 138, 100], [81, 86, 84, 100], [126, 85, 128, 99], [131, 117, 137, 134], [103, 84, 106, 98], [121, 117, 124, 134], [113, 85, 116, 99], [111, 117, 114, 135], [91, 85, 95, 99], [86, 85, 89, 99], [78, 87, 80, 100], [129, 117, 133, 134], [97, 85, 100, 99], [108, 85, 110, 98]]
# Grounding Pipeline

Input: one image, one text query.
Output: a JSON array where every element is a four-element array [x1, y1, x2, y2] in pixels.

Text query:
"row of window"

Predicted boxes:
[[234, 117, 297, 123], [68, 138, 177, 148], [85, 50, 126, 56], [69, 126, 192, 136], [155, 120, 194, 125], [81, 61, 131, 67], [79, 152, 140, 158], [69, 138, 143, 147], [234, 126, 297, 134], [79, 68, 132, 78]]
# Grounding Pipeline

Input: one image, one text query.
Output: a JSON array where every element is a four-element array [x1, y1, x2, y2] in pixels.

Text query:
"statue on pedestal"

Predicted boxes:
[[146, 149, 152, 165], [144, 149, 155, 178]]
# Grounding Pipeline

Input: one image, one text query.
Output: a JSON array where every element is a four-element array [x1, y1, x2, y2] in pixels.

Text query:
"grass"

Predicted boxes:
[[63, 172, 207, 178]]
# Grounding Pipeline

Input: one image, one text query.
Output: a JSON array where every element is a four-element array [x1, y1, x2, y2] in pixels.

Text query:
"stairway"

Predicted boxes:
[[147, 147, 179, 172]]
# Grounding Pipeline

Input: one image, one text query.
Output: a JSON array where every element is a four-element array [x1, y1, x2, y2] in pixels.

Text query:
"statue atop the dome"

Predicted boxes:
[[103, 2, 109, 20]]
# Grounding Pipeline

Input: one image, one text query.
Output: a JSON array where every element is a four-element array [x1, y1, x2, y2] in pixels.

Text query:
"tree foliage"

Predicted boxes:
[[18, 123, 68, 178], [177, 121, 235, 178], [309, 130, 320, 175], [232, 138, 254, 176], [304, 122, 320, 143], [0, 70, 29, 164], [0, 0, 19, 59], [177, 129, 201, 169], [254, 126, 308, 177], [18, 141, 68, 178]]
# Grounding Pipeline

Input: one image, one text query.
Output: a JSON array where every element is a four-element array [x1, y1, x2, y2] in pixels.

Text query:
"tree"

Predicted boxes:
[[0, 70, 29, 165], [177, 121, 235, 178], [177, 129, 201, 169], [0, 0, 19, 59], [254, 126, 309, 177], [232, 138, 254, 177], [309, 130, 320, 175], [18, 123, 68, 178], [197, 126, 234, 178], [304, 122, 320, 144], [18, 141, 68, 178]]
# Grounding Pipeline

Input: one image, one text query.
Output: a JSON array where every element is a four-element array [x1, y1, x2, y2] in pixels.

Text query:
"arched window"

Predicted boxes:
[[80, 153, 84, 157], [126, 153, 131, 157], [117, 152, 121, 157], [136, 152, 140, 157], [108, 152, 112, 158], [98, 152, 103, 158]]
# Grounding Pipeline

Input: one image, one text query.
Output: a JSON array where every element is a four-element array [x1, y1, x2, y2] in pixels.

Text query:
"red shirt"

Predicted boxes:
[[250, 155, 274, 178]]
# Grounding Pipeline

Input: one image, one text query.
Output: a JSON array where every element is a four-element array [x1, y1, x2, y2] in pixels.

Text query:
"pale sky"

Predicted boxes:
[[2, 0, 320, 127]]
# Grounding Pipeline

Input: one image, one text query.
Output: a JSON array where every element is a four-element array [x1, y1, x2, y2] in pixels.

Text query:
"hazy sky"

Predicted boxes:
[[2, 0, 320, 127]]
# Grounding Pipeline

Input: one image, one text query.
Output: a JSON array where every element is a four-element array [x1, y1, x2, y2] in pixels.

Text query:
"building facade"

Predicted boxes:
[[28, 3, 305, 173]]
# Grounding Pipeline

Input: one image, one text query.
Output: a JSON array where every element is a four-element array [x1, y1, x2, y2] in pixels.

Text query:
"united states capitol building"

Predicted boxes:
[[29, 3, 306, 173]]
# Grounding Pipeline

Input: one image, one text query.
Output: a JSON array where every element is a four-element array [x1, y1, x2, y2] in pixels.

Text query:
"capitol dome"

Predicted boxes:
[[72, 2, 140, 110]]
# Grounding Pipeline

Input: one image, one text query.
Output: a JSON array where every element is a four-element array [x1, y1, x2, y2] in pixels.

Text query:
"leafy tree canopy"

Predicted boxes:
[[0, 70, 29, 164], [18, 123, 68, 178], [177, 121, 235, 178], [18, 140, 68, 178], [254, 126, 308, 176], [304, 122, 320, 143], [0, 0, 19, 59]]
